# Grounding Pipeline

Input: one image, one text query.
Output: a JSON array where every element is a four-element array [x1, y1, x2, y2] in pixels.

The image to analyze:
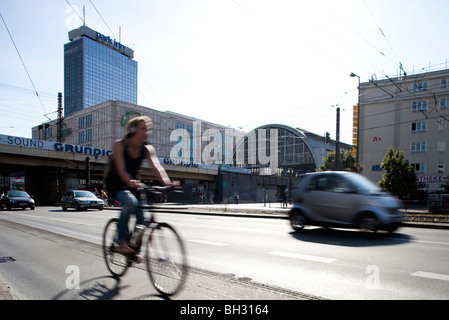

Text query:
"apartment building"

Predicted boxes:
[[358, 69, 449, 192]]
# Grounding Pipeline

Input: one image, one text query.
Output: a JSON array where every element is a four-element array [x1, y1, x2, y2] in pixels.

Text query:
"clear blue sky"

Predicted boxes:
[[1, 0, 449, 144]]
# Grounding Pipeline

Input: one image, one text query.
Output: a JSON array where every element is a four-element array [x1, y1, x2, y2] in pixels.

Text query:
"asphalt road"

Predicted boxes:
[[1, 206, 449, 300]]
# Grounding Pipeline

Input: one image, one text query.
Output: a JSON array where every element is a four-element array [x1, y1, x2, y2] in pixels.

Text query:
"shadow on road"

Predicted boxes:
[[290, 227, 413, 247], [51, 275, 169, 300]]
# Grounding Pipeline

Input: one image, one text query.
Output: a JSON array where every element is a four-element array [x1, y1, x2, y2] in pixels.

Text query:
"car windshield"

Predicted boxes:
[[344, 173, 381, 194], [74, 191, 96, 198], [8, 191, 30, 197]]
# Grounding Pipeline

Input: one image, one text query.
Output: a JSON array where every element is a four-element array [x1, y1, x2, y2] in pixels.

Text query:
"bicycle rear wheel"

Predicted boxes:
[[145, 222, 187, 296], [103, 218, 131, 278]]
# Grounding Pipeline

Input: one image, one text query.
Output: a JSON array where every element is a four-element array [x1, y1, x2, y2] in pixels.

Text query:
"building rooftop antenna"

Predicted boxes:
[[83, 5, 86, 26]]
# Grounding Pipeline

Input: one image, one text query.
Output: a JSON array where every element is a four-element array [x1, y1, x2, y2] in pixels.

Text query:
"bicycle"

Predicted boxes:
[[102, 186, 188, 297]]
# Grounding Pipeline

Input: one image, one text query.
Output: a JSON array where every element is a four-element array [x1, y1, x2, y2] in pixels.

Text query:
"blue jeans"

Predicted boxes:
[[115, 190, 144, 244]]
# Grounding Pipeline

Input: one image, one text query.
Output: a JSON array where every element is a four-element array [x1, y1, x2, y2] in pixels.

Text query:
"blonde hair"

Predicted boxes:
[[125, 115, 152, 138]]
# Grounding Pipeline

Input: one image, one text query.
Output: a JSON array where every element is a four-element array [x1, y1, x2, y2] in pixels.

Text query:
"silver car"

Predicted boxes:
[[61, 190, 104, 211], [289, 171, 404, 233]]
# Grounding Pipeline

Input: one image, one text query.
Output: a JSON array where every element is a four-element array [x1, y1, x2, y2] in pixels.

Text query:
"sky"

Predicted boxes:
[[1, 0, 449, 145]]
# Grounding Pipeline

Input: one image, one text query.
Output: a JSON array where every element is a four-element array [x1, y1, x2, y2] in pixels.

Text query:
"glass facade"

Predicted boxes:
[[64, 36, 137, 116]]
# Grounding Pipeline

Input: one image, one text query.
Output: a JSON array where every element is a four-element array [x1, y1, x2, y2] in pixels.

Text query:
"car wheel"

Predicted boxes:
[[75, 203, 81, 211], [359, 213, 380, 232], [62, 202, 67, 211], [290, 210, 306, 231]]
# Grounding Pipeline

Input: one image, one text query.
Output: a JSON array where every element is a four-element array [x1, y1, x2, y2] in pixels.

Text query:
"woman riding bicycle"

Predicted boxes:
[[105, 116, 179, 259]]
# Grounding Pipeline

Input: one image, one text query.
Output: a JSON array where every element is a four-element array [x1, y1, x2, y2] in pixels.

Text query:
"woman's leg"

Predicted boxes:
[[115, 190, 139, 244]]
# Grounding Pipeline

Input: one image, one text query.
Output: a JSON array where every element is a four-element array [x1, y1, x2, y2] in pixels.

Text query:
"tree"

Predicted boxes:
[[319, 149, 363, 172], [379, 147, 417, 199]]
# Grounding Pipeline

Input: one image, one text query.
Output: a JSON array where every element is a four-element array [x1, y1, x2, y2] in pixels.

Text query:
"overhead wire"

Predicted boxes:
[[88, 0, 117, 39], [65, 0, 84, 25], [0, 11, 49, 119], [362, 0, 402, 65]]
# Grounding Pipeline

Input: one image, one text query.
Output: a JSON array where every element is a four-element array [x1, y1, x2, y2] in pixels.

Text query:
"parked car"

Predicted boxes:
[[0, 191, 35, 210], [289, 171, 404, 233], [61, 190, 104, 211]]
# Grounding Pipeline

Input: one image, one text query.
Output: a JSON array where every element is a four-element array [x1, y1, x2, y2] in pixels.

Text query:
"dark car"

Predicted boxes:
[[0, 191, 35, 211], [61, 190, 104, 211]]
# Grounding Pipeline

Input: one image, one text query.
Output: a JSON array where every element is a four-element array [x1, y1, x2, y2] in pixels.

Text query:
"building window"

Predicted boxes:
[[412, 163, 426, 174], [440, 98, 447, 110], [411, 142, 426, 153], [441, 79, 447, 88], [79, 117, 85, 129], [413, 82, 428, 92], [411, 101, 428, 112], [438, 162, 445, 174], [86, 128, 93, 143], [411, 121, 427, 133], [78, 114, 93, 144], [78, 131, 85, 144], [438, 141, 446, 152], [438, 119, 447, 131], [86, 114, 93, 127]]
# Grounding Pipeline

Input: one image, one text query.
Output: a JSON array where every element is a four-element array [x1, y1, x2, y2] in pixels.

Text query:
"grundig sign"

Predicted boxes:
[[0, 134, 112, 157]]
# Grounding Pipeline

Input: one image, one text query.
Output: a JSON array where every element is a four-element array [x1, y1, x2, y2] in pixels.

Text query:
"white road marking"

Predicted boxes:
[[188, 239, 229, 246], [269, 251, 337, 263], [411, 271, 449, 282]]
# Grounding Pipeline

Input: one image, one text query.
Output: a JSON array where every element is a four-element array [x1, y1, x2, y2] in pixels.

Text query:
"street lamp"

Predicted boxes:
[[350, 72, 361, 172]]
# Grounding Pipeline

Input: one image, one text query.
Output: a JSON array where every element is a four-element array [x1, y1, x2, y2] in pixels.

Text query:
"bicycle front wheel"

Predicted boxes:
[[145, 222, 187, 296], [103, 218, 131, 278]]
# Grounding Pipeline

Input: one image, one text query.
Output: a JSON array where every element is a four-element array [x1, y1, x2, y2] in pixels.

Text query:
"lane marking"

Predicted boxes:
[[269, 251, 337, 263], [411, 271, 449, 282], [188, 239, 229, 247]]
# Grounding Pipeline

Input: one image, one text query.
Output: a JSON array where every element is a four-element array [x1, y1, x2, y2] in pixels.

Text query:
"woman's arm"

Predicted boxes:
[[144, 144, 176, 186]]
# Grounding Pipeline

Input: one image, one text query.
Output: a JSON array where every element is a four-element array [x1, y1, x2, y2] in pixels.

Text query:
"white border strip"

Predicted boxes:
[[411, 271, 449, 282], [189, 239, 229, 247], [269, 251, 337, 263]]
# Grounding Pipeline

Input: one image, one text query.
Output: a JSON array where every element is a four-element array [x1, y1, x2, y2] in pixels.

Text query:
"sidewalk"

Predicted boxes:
[[0, 281, 16, 300]]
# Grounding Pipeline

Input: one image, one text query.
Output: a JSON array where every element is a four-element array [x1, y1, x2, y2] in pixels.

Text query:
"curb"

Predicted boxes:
[[106, 205, 449, 230]]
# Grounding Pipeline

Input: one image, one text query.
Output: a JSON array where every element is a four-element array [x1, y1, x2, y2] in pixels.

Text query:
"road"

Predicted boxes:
[[0, 206, 448, 300]]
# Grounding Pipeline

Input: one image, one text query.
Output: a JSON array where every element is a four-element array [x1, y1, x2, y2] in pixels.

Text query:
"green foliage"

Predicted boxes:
[[379, 146, 417, 199], [319, 149, 363, 172]]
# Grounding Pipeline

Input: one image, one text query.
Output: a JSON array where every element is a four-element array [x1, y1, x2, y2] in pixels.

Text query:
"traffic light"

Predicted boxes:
[[325, 132, 330, 144]]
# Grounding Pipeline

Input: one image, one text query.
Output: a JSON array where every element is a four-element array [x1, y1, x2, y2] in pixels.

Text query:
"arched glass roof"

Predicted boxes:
[[233, 124, 317, 174]]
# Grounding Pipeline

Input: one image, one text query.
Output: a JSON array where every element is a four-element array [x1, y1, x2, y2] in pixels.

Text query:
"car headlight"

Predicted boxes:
[[29, 199, 35, 204]]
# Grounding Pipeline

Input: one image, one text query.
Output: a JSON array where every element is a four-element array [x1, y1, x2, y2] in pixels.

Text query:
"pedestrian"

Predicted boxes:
[[281, 191, 287, 208]]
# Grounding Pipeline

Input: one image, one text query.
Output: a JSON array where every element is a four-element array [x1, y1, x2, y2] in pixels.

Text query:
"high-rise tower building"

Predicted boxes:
[[64, 25, 137, 116]]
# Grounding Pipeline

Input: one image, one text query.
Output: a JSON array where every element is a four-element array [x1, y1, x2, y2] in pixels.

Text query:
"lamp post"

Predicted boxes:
[[350, 72, 360, 171]]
